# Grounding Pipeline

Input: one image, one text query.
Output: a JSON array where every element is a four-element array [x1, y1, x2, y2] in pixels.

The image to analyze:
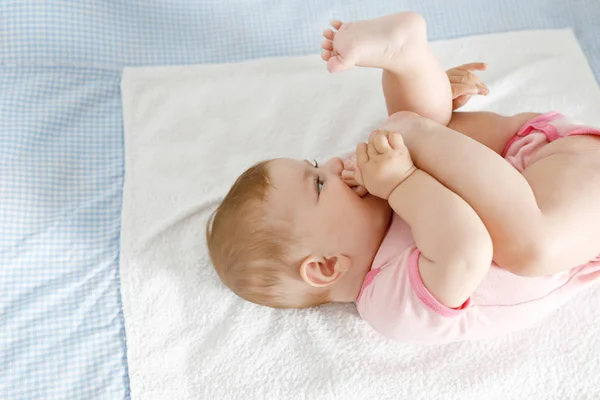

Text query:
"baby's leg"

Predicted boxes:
[[321, 14, 532, 153], [321, 12, 453, 125], [447, 111, 540, 155], [518, 141, 600, 273], [321, 13, 600, 275], [386, 112, 600, 276]]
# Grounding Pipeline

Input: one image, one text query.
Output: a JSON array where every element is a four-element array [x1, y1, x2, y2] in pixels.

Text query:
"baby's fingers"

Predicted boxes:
[[371, 130, 392, 154], [386, 131, 406, 151], [356, 143, 369, 167], [343, 177, 363, 189], [353, 164, 365, 187], [449, 69, 488, 94], [449, 71, 486, 89], [367, 141, 379, 158], [450, 83, 480, 100], [341, 170, 360, 185], [341, 169, 353, 179], [452, 94, 472, 110], [352, 185, 368, 197], [343, 157, 356, 171], [456, 62, 488, 72]]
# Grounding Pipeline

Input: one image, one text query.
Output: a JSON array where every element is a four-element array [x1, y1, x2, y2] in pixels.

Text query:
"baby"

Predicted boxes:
[[206, 12, 600, 344]]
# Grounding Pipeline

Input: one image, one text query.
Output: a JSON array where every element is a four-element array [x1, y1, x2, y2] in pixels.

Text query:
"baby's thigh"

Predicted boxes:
[[522, 139, 600, 268]]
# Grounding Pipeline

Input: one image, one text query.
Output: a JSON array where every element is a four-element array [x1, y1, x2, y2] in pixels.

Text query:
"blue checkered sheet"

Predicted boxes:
[[2, 1, 600, 399]]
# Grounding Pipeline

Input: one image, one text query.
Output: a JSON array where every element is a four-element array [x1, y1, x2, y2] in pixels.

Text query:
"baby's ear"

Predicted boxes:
[[299, 255, 348, 287]]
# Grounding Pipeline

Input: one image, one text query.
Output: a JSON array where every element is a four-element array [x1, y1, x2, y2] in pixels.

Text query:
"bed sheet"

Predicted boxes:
[[2, 1, 600, 399]]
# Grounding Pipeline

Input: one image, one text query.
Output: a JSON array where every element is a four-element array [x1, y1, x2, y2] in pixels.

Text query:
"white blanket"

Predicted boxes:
[[120, 30, 600, 400]]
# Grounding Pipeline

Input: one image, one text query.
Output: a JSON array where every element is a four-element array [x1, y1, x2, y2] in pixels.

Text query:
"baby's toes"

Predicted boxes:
[[330, 20, 343, 30], [323, 28, 335, 40], [321, 50, 333, 61], [321, 39, 333, 51]]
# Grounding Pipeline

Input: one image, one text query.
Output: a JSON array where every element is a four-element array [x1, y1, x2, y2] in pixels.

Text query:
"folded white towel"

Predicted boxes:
[[120, 29, 600, 400]]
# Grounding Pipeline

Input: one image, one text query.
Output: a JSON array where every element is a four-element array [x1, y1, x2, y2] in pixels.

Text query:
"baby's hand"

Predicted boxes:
[[341, 155, 368, 197], [446, 62, 489, 110], [354, 129, 416, 200]]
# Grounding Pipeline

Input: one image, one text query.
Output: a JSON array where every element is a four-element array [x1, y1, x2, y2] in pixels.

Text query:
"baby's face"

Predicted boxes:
[[267, 157, 392, 274]]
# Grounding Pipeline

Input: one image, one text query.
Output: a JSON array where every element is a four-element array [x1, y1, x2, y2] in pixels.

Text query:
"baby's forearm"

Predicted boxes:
[[388, 169, 492, 307], [395, 114, 544, 270]]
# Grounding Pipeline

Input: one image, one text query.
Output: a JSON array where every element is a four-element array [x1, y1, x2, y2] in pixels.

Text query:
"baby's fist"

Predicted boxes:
[[355, 129, 416, 200]]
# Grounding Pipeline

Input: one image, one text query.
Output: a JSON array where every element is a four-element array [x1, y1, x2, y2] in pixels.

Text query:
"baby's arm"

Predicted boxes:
[[389, 170, 493, 307], [384, 112, 544, 273], [356, 130, 492, 308]]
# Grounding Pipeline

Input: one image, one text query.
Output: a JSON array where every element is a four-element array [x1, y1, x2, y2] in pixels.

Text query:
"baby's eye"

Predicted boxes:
[[316, 179, 324, 194], [312, 159, 319, 168]]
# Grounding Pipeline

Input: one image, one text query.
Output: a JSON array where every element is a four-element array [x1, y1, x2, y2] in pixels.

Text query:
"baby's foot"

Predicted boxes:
[[320, 12, 425, 73]]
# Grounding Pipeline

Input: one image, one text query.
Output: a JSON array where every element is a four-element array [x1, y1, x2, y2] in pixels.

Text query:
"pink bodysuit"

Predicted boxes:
[[356, 112, 600, 344]]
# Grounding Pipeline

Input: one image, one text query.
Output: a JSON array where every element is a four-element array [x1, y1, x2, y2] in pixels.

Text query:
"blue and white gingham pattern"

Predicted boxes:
[[0, 66, 127, 400], [1, 1, 600, 399]]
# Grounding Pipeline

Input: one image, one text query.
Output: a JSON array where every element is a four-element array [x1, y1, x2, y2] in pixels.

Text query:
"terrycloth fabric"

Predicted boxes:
[[357, 113, 600, 345], [120, 30, 600, 400]]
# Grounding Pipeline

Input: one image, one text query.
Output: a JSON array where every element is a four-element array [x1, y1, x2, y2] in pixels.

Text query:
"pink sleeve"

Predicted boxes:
[[356, 248, 469, 343], [407, 249, 470, 317]]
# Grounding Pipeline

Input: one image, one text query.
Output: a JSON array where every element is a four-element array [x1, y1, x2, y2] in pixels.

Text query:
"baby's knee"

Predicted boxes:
[[389, 110, 419, 120], [385, 111, 425, 131]]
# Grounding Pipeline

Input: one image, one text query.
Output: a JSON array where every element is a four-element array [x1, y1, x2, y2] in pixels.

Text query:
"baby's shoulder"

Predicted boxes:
[[356, 246, 463, 343], [371, 213, 415, 269]]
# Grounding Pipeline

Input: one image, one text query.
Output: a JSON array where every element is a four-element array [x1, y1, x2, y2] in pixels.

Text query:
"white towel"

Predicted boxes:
[[120, 30, 600, 400]]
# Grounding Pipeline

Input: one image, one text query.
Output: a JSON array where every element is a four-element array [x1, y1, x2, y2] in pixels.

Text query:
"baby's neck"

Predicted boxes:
[[330, 215, 393, 303], [329, 262, 373, 303]]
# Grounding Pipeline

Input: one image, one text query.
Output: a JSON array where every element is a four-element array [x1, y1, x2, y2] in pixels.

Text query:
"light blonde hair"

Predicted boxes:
[[206, 160, 329, 308]]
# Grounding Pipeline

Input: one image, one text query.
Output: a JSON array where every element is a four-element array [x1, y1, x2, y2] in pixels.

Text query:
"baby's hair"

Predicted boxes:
[[206, 160, 329, 308]]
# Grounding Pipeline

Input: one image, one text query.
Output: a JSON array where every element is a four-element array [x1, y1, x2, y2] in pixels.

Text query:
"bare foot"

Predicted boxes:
[[320, 12, 425, 73]]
